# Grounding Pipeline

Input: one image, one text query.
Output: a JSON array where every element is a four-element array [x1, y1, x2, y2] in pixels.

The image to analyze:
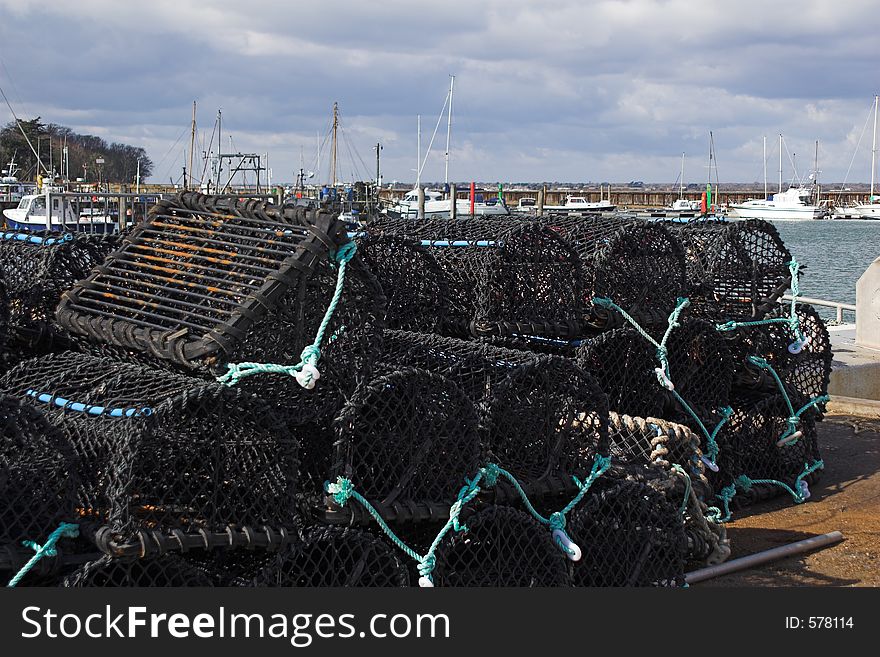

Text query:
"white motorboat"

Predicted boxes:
[[387, 188, 510, 218], [3, 180, 119, 232], [728, 186, 826, 221]]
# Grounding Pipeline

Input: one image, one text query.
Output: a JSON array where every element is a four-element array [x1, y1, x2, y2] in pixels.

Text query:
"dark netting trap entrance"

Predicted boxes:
[[666, 219, 792, 321], [253, 525, 410, 587], [54, 192, 385, 426], [379, 330, 609, 504], [711, 392, 824, 514], [63, 554, 214, 587], [356, 234, 451, 332], [0, 350, 301, 556], [536, 215, 686, 328], [0, 231, 119, 365], [366, 217, 583, 338], [577, 318, 734, 424], [317, 367, 482, 524], [1, 393, 80, 584], [432, 505, 571, 587], [724, 302, 832, 404], [567, 476, 686, 587]]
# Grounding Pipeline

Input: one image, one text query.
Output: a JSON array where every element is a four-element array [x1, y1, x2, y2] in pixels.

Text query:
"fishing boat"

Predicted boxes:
[[2, 179, 118, 232], [0, 156, 32, 204]]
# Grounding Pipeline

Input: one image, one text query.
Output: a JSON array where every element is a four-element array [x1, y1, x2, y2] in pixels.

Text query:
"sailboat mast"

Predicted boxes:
[[778, 134, 783, 193], [444, 75, 454, 186], [679, 152, 684, 199], [871, 94, 878, 199], [763, 135, 767, 199], [416, 114, 421, 188], [330, 102, 338, 187], [188, 101, 196, 190]]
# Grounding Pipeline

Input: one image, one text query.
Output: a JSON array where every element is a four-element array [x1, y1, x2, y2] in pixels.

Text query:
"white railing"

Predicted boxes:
[[781, 294, 856, 324]]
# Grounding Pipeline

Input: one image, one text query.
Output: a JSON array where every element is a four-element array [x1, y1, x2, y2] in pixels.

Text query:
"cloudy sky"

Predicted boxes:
[[0, 0, 878, 185]]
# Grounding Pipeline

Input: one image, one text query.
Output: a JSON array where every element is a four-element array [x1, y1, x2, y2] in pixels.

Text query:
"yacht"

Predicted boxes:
[[849, 95, 880, 219], [386, 188, 510, 219], [728, 186, 826, 221]]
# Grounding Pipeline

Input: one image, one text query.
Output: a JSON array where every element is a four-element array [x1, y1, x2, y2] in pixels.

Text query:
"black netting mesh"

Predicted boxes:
[[0, 350, 300, 550], [320, 367, 482, 523], [577, 318, 733, 425], [725, 303, 832, 404], [433, 505, 571, 587], [356, 234, 451, 332], [254, 526, 410, 587], [537, 215, 686, 326], [367, 217, 583, 338], [379, 330, 608, 501], [63, 554, 214, 587], [712, 392, 823, 507], [668, 219, 792, 321], [0, 232, 119, 364], [568, 477, 686, 587]]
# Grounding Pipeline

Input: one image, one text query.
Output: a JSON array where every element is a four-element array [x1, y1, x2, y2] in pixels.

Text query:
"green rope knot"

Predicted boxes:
[[335, 241, 357, 263], [591, 296, 613, 309], [734, 474, 754, 491], [7, 522, 79, 588], [548, 512, 566, 532], [325, 477, 354, 506], [481, 463, 501, 488]]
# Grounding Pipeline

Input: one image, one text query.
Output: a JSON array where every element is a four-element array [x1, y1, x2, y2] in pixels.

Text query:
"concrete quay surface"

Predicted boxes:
[[827, 324, 880, 418]]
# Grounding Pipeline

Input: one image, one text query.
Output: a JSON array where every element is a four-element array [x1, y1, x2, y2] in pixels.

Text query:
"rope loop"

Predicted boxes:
[[548, 512, 566, 532], [7, 523, 80, 588]]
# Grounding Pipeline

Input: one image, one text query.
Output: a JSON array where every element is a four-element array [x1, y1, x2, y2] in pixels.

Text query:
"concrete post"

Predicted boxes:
[[856, 256, 880, 349], [118, 196, 127, 233], [417, 186, 425, 220], [450, 184, 457, 219], [537, 186, 545, 217]]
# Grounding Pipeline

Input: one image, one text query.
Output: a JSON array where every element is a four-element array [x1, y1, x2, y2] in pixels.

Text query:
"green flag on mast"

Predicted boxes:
[[706, 182, 712, 209]]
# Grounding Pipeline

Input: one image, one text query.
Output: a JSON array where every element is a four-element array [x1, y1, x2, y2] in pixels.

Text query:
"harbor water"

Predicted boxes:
[[771, 220, 879, 321]]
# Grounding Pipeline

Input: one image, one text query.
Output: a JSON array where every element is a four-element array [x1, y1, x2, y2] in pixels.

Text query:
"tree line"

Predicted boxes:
[[0, 117, 154, 184]]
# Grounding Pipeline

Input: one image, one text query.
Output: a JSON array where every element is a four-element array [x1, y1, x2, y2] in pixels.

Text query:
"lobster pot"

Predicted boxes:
[[381, 330, 609, 502], [54, 192, 385, 426], [0, 351, 301, 551], [711, 392, 823, 508], [367, 217, 583, 339], [319, 368, 483, 524], [725, 303, 832, 403], [433, 505, 571, 587], [254, 526, 410, 587], [537, 215, 686, 327], [0, 393, 79, 583], [577, 318, 734, 426], [356, 234, 451, 332], [604, 416, 726, 567], [0, 232, 119, 362], [63, 554, 214, 587], [567, 477, 686, 587], [667, 219, 792, 321]]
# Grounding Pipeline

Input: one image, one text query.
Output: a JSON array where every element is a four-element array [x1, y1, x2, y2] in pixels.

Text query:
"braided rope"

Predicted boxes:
[[217, 241, 357, 389], [7, 523, 80, 587]]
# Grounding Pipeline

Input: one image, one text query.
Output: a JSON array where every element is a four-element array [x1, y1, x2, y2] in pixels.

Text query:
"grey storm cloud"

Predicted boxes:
[[0, 0, 878, 184]]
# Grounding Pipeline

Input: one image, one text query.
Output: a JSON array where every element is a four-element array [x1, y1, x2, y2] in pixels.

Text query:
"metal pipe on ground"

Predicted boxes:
[[685, 531, 844, 584]]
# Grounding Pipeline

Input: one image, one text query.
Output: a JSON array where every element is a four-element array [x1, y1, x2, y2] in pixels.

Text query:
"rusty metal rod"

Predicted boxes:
[[96, 273, 243, 305], [145, 223, 298, 255]]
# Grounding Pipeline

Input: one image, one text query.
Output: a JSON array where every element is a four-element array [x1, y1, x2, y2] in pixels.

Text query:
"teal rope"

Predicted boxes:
[[325, 456, 611, 583], [670, 464, 692, 516], [326, 470, 484, 585], [217, 241, 357, 388], [7, 523, 79, 587], [716, 260, 806, 348], [747, 356, 830, 445], [593, 295, 732, 469], [708, 460, 824, 523]]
